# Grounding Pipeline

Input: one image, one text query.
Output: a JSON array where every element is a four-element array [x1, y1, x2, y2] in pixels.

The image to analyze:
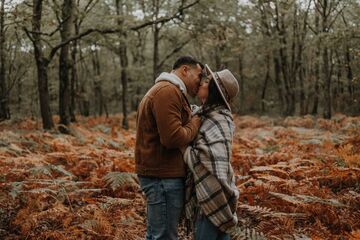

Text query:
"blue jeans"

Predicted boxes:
[[195, 214, 230, 240], [139, 176, 185, 240]]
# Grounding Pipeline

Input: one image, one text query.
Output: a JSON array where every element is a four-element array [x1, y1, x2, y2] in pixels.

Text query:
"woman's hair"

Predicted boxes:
[[202, 79, 226, 114]]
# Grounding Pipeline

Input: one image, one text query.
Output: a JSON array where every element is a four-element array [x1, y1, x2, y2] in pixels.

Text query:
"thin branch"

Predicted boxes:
[[340, 11, 347, 27], [328, 5, 346, 29], [78, 0, 99, 27], [47, 0, 199, 62], [305, 19, 318, 35], [40, 36, 55, 50], [52, 0, 62, 24], [130, 0, 199, 31], [22, 26, 35, 43], [25, 21, 65, 37], [326, 0, 341, 19], [314, 1, 323, 16], [6, 69, 26, 96], [157, 38, 192, 69]]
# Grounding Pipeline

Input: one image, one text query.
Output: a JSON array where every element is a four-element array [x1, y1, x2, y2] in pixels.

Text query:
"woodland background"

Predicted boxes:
[[0, 0, 360, 240], [0, 0, 359, 130]]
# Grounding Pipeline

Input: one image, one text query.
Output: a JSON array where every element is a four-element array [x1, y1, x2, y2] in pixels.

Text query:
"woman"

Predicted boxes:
[[183, 64, 240, 240]]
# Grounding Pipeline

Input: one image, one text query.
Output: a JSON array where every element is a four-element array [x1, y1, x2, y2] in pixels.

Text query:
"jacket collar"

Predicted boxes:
[[155, 72, 187, 95]]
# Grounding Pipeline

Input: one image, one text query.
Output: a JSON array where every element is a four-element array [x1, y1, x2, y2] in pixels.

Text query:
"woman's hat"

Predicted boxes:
[[204, 64, 239, 110]]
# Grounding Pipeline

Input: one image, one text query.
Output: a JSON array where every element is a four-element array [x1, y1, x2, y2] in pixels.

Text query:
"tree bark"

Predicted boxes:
[[152, 0, 161, 81], [59, 0, 74, 133], [238, 55, 245, 114], [70, 37, 77, 122], [345, 46, 353, 98], [31, 0, 54, 129], [274, 1, 294, 116], [322, 47, 332, 119], [297, 1, 311, 115], [321, 0, 332, 119], [0, 0, 9, 120], [261, 55, 270, 113], [273, 56, 285, 114], [91, 46, 107, 117], [311, 9, 320, 115], [116, 0, 129, 129]]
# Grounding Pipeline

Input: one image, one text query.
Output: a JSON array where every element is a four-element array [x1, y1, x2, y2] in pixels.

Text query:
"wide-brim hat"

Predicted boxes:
[[204, 64, 239, 111]]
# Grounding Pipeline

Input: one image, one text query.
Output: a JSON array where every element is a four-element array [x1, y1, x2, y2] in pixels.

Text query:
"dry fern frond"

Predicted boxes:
[[238, 204, 306, 219], [29, 164, 74, 179], [238, 204, 273, 218], [103, 172, 139, 191], [269, 192, 348, 208], [336, 144, 360, 167], [229, 226, 266, 240], [348, 230, 360, 240], [250, 166, 289, 179], [9, 181, 23, 199]]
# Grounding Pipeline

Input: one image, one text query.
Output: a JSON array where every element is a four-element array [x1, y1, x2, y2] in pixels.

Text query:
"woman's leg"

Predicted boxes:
[[195, 215, 230, 240]]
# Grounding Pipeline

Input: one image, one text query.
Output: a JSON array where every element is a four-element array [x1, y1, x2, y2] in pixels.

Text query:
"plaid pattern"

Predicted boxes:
[[184, 106, 239, 234]]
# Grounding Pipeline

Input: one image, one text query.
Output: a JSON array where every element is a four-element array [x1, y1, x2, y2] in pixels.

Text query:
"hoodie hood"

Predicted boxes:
[[155, 72, 187, 95]]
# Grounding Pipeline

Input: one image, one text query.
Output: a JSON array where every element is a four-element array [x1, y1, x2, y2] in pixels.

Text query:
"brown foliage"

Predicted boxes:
[[0, 114, 359, 239]]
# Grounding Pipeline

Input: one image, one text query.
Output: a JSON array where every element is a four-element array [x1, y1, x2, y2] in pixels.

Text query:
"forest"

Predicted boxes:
[[0, 0, 359, 239]]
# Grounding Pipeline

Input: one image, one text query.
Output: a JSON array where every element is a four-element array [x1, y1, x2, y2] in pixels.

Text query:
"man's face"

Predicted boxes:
[[183, 64, 203, 97]]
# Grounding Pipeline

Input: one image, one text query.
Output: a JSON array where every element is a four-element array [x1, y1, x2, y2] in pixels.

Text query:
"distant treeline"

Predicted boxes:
[[0, 0, 359, 130]]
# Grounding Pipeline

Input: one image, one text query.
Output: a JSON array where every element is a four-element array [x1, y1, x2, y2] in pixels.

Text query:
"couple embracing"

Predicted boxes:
[[135, 56, 239, 240]]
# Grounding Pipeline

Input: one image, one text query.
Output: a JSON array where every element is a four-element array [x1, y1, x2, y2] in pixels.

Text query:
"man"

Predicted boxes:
[[135, 56, 203, 239]]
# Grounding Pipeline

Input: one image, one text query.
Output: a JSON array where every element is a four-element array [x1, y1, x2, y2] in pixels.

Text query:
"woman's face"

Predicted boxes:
[[197, 78, 210, 104]]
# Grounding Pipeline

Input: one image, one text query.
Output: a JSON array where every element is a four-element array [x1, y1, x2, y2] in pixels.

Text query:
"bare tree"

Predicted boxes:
[[314, 0, 345, 119], [115, 0, 129, 129], [58, 0, 75, 133], [0, 0, 10, 120]]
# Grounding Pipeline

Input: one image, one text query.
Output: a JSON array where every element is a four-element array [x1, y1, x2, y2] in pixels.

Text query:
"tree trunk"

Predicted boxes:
[[152, 0, 161, 81], [333, 52, 342, 111], [91, 47, 105, 116], [311, 10, 320, 115], [16, 63, 23, 113], [321, 0, 331, 119], [273, 56, 285, 114], [261, 55, 270, 113], [116, 0, 129, 129], [69, 17, 81, 122], [238, 55, 245, 114], [32, 0, 54, 129], [153, 25, 160, 81], [120, 46, 128, 129], [215, 47, 222, 70], [311, 55, 320, 115], [297, 37, 306, 115], [345, 46, 353, 98], [322, 47, 332, 119], [275, 2, 294, 116], [59, 0, 74, 133], [0, 0, 9, 120], [70, 37, 77, 122]]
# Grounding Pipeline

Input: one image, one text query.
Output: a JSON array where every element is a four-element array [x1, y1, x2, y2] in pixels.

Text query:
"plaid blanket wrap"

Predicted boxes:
[[184, 107, 239, 234]]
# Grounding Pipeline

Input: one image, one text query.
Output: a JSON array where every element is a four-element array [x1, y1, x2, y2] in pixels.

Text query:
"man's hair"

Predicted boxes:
[[172, 56, 204, 70]]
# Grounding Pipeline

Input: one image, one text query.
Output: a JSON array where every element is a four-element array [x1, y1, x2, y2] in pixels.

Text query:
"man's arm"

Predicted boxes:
[[153, 86, 201, 149]]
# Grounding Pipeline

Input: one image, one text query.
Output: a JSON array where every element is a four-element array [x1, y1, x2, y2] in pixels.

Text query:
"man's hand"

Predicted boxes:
[[192, 115, 202, 129]]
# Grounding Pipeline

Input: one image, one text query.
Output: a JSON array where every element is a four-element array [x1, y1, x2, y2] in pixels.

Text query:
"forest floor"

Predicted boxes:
[[0, 114, 359, 240]]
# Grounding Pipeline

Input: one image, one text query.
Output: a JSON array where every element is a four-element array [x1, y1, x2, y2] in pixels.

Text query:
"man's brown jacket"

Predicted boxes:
[[135, 81, 199, 178]]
